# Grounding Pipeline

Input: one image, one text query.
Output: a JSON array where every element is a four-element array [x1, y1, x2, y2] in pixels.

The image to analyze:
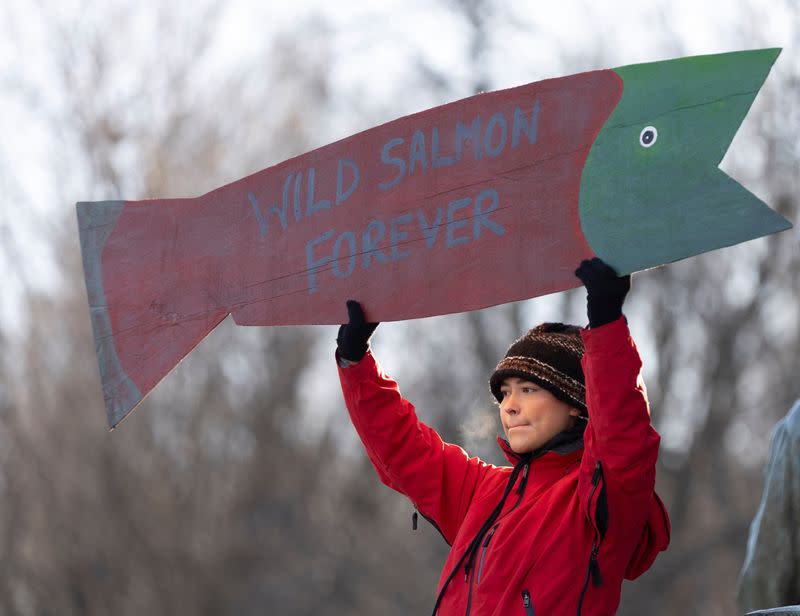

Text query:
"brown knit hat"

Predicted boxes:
[[489, 323, 587, 415]]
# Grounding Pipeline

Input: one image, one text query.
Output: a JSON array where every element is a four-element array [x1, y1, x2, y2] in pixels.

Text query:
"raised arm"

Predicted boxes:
[[574, 260, 662, 558], [575, 258, 659, 479], [336, 301, 491, 545]]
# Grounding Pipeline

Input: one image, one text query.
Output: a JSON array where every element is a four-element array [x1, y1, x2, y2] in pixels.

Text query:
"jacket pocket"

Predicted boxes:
[[476, 523, 499, 585], [521, 589, 535, 615]]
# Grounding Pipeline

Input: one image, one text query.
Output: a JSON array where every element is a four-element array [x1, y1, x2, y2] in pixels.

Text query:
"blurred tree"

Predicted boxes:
[[0, 0, 798, 614], [0, 2, 444, 614]]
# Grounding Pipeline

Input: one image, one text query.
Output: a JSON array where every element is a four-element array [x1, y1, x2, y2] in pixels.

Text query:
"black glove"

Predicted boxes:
[[574, 258, 630, 328], [336, 300, 379, 362]]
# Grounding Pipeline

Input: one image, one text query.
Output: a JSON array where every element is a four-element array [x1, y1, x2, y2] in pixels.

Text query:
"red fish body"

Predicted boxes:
[[79, 51, 788, 425]]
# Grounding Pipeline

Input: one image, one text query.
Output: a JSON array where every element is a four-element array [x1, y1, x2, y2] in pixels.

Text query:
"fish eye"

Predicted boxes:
[[639, 126, 658, 148]]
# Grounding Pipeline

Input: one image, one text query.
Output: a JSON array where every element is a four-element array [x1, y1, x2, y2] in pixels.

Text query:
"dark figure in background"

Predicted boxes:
[[739, 400, 800, 613]]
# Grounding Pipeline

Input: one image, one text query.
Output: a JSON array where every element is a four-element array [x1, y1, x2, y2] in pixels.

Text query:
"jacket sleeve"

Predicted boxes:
[[578, 317, 661, 542], [337, 351, 492, 545]]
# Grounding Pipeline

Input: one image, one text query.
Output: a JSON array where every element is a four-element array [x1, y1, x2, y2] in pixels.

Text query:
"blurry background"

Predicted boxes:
[[0, 0, 798, 614]]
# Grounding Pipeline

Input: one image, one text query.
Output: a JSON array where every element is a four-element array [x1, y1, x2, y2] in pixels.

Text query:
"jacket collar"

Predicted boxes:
[[497, 421, 586, 465]]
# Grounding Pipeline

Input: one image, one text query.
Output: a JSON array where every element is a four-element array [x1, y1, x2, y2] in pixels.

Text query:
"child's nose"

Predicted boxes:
[[502, 395, 519, 414]]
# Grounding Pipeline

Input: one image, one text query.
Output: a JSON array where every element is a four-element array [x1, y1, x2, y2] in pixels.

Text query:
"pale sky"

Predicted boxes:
[[0, 0, 796, 454]]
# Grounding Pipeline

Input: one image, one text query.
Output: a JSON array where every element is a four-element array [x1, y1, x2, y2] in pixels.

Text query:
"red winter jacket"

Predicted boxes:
[[337, 317, 670, 616]]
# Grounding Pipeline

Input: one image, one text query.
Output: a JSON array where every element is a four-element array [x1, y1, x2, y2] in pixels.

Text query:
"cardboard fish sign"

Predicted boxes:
[[78, 48, 791, 427]]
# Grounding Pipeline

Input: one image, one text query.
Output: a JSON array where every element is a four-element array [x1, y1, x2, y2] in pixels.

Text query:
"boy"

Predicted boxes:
[[336, 258, 670, 615]]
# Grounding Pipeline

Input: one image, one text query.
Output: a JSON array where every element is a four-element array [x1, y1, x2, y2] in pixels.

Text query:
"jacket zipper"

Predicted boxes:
[[506, 463, 529, 516], [464, 560, 476, 616], [521, 589, 535, 615], [465, 463, 528, 616], [430, 460, 531, 616], [576, 461, 605, 616], [476, 523, 499, 585]]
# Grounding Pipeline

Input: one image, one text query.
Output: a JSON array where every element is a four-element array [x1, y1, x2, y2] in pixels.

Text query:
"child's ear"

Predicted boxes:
[[569, 408, 580, 417]]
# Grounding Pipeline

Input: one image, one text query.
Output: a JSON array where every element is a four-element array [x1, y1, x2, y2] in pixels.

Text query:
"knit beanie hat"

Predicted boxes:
[[489, 323, 587, 416]]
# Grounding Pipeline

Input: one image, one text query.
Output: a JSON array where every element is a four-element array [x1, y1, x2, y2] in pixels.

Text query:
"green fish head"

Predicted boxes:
[[579, 48, 791, 275]]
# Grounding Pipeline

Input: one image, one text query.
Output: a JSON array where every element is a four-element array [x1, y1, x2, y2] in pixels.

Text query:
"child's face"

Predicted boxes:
[[498, 377, 581, 454]]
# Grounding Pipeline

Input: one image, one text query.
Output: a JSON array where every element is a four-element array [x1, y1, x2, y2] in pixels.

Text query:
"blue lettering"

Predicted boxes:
[[409, 130, 427, 175], [332, 231, 357, 278], [379, 137, 406, 191], [390, 213, 413, 261], [431, 126, 454, 168], [306, 168, 331, 217], [512, 100, 541, 148], [456, 117, 481, 161], [267, 173, 292, 232], [417, 207, 443, 248], [473, 188, 504, 239], [305, 230, 335, 293], [248, 192, 269, 237], [446, 197, 471, 248], [260, 173, 294, 237], [484, 112, 507, 158], [336, 158, 360, 205], [362, 220, 388, 269], [293, 172, 303, 222]]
